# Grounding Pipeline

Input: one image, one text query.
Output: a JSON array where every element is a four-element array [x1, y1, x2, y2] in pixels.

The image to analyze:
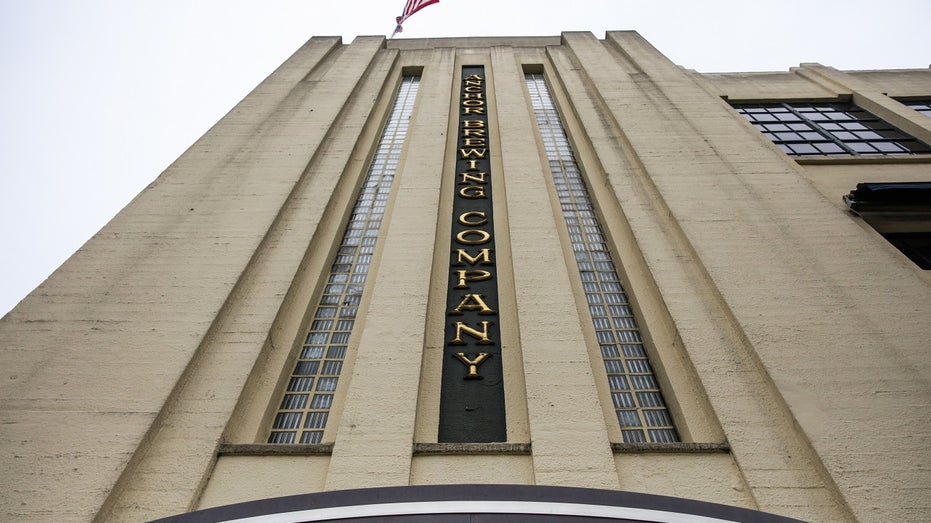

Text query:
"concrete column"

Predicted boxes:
[[0, 36, 351, 523], [492, 46, 620, 489], [324, 47, 456, 491], [556, 31, 860, 522], [92, 36, 392, 521]]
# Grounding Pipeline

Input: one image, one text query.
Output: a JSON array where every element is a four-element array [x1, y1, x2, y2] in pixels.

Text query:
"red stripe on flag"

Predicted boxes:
[[393, 0, 439, 38], [403, 0, 439, 19]]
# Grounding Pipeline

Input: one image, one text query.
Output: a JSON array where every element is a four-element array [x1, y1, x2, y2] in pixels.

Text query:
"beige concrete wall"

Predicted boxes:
[[321, 46, 455, 492], [802, 163, 931, 209], [411, 455, 534, 485], [493, 45, 621, 490], [615, 453, 756, 510], [2, 31, 929, 523], [99, 36, 399, 522], [571, 30, 931, 522], [704, 71, 839, 101], [196, 456, 330, 510], [549, 33, 848, 522], [0, 35, 362, 522], [847, 69, 931, 97]]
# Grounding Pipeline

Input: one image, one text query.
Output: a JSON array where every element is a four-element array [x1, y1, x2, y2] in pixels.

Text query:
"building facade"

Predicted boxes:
[[1, 31, 930, 522]]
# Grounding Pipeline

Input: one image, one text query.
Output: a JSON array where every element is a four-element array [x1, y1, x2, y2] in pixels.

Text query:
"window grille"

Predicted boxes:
[[732, 102, 931, 156], [901, 100, 931, 118], [267, 76, 421, 444], [525, 72, 679, 443]]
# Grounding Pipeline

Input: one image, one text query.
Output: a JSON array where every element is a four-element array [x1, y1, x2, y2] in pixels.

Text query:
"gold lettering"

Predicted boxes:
[[458, 185, 486, 199], [463, 138, 486, 146], [450, 294, 496, 314], [459, 172, 486, 184], [462, 99, 484, 107], [455, 248, 494, 266], [464, 74, 483, 81], [462, 120, 485, 129], [464, 92, 484, 99], [462, 129, 485, 138], [463, 107, 485, 115], [454, 352, 491, 379], [460, 148, 487, 158], [464, 86, 483, 92], [452, 321, 494, 344], [454, 269, 492, 288], [456, 229, 491, 245], [458, 211, 487, 226]]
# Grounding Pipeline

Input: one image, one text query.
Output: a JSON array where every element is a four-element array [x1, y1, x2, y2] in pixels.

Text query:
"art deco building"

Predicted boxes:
[[1, 31, 930, 523]]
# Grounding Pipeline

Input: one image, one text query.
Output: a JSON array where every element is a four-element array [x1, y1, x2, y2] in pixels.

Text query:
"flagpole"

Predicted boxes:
[[390, 22, 403, 39], [390, 0, 439, 39]]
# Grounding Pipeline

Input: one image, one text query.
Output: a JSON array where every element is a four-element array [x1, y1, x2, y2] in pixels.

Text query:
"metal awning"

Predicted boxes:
[[843, 182, 931, 213]]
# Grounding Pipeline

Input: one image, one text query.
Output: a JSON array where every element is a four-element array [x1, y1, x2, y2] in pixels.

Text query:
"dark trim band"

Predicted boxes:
[[151, 484, 808, 523]]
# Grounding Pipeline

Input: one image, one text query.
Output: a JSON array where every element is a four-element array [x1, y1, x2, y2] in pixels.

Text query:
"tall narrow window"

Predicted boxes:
[[267, 76, 421, 444], [525, 72, 679, 443]]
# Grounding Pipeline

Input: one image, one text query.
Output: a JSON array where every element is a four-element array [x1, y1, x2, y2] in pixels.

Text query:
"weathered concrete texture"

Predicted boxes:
[[494, 46, 620, 490], [556, 30, 931, 522], [706, 68, 931, 103], [387, 36, 561, 51], [701, 71, 839, 102], [847, 69, 931, 97], [0, 34, 328, 522], [615, 453, 756, 510], [196, 456, 330, 510], [800, 162, 931, 217], [99, 36, 398, 522], [411, 455, 535, 485], [553, 31, 854, 522], [3, 31, 930, 523], [1, 34, 392, 522], [323, 47, 455, 492]]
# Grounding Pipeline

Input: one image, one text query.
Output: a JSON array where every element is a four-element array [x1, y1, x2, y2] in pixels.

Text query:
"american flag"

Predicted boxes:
[[392, 0, 440, 37]]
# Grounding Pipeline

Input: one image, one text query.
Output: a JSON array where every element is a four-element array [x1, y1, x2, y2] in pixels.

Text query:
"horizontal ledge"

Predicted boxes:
[[218, 443, 334, 456], [796, 154, 931, 165], [217, 442, 725, 456], [414, 442, 532, 455], [612, 442, 730, 454]]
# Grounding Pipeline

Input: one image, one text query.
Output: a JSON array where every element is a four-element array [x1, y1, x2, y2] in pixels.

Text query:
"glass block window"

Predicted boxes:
[[525, 72, 679, 444], [267, 76, 421, 444], [902, 100, 931, 118], [732, 102, 931, 156]]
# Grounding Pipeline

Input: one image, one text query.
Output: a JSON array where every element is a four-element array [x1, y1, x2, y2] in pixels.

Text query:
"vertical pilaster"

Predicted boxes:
[[600, 32, 931, 523], [555, 31, 857, 521], [96, 36, 392, 521], [492, 46, 619, 489], [324, 48, 455, 490]]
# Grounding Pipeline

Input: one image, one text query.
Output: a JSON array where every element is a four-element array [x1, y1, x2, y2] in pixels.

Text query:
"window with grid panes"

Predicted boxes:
[[525, 72, 679, 444], [267, 76, 420, 444], [901, 100, 931, 118], [732, 102, 931, 156]]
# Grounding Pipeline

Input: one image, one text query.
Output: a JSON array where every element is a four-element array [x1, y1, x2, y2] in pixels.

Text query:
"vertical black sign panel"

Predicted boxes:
[[438, 66, 506, 442]]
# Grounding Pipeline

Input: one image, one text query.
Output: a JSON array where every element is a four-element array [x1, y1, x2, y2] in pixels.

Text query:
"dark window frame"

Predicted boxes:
[[733, 102, 931, 156], [844, 182, 931, 270], [898, 99, 931, 118]]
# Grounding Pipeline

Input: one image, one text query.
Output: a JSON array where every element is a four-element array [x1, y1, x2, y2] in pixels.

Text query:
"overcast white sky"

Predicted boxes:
[[1, 0, 929, 317]]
